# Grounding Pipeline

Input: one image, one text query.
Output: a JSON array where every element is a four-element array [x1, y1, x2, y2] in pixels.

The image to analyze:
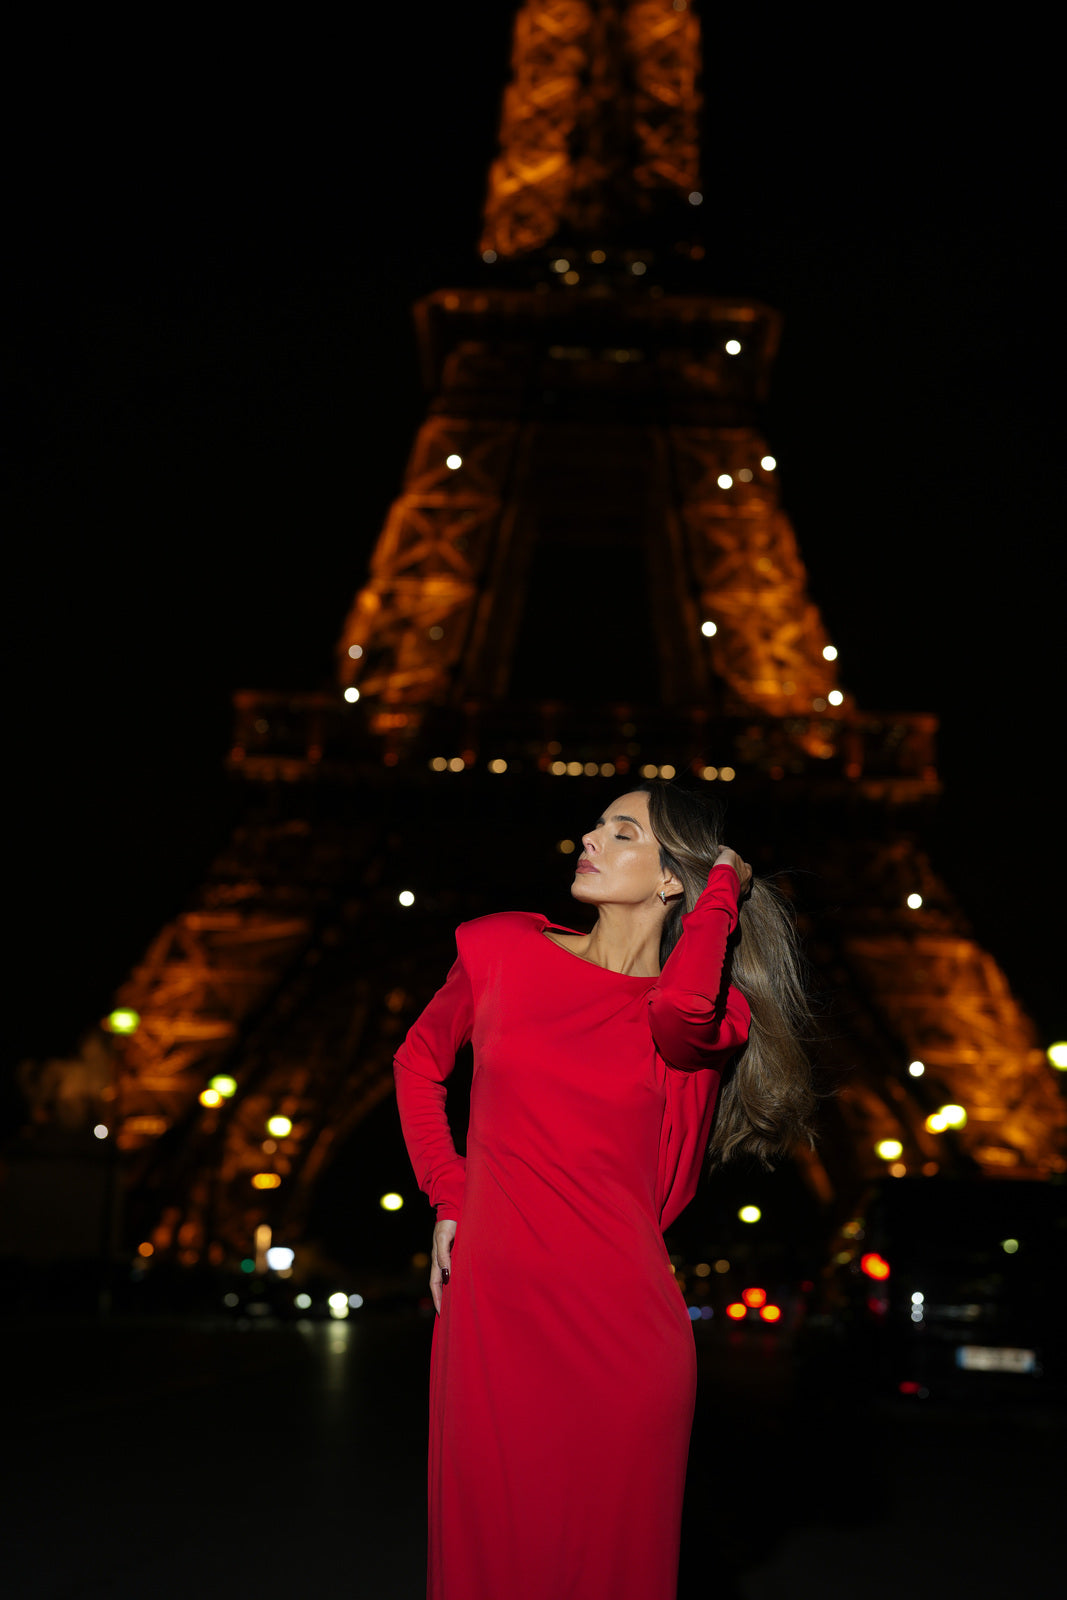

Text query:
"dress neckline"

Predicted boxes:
[[537, 915, 661, 981]]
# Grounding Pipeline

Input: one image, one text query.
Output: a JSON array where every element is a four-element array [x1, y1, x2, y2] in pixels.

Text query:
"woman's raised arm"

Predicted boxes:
[[647, 857, 751, 1071]]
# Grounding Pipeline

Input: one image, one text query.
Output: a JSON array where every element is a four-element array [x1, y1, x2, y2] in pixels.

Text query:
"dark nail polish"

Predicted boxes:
[[442, 1268, 450, 1284]]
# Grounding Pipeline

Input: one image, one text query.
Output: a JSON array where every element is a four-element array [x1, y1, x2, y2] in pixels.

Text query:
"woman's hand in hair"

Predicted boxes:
[[713, 846, 752, 896]]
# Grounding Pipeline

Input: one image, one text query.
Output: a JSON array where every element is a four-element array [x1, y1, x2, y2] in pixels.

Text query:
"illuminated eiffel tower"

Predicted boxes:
[[18, 1, 1063, 1275]]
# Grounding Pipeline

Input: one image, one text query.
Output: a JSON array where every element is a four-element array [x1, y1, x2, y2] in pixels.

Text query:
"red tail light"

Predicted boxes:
[[725, 1302, 747, 1320], [860, 1251, 890, 1280], [741, 1287, 767, 1308], [759, 1304, 782, 1323]]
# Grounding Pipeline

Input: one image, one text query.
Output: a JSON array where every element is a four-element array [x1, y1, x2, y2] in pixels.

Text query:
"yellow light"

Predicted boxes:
[[876, 1139, 904, 1161], [267, 1116, 292, 1138], [428, 625, 444, 639], [713, 1259, 730, 1274], [939, 1104, 967, 1128], [445, 454, 462, 469], [717, 473, 733, 489], [1048, 1042, 1067, 1070], [106, 1008, 140, 1035], [737, 468, 753, 482], [488, 758, 508, 773], [738, 1205, 761, 1224], [563, 270, 580, 285], [328, 1291, 348, 1310], [583, 762, 598, 776], [347, 644, 363, 659], [199, 1088, 223, 1108], [909, 1060, 925, 1077], [694, 1262, 711, 1277], [380, 1192, 404, 1212], [252, 1173, 282, 1190], [701, 620, 718, 637], [566, 761, 583, 776], [660, 764, 676, 779], [889, 1162, 908, 1177], [551, 258, 570, 273], [209, 1075, 238, 1098], [599, 762, 615, 777], [138, 1241, 154, 1258], [558, 839, 576, 854], [590, 249, 606, 263], [761, 455, 777, 471], [430, 757, 447, 771], [398, 890, 415, 907], [724, 338, 741, 354], [1001, 1238, 1019, 1254], [925, 1112, 948, 1133], [827, 690, 844, 707], [640, 763, 658, 779], [344, 687, 360, 703], [720, 766, 736, 782], [688, 191, 703, 206], [550, 760, 567, 775], [702, 766, 718, 780], [907, 893, 923, 909], [823, 645, 838, 661], [448, 757, 465, 772]]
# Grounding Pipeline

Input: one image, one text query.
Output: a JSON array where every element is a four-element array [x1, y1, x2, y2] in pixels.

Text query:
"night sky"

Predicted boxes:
[[10, 7, 1063, 1103]]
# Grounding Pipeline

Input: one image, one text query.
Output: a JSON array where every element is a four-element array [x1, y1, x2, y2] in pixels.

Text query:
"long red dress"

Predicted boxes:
[[394, 863, 750, 1600]]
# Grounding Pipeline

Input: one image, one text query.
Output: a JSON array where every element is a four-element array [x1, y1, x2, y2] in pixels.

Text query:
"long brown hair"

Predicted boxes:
[[639, 780, 817, 1170]]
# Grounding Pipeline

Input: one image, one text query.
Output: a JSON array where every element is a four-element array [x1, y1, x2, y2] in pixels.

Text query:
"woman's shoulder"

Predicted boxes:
[[455, 910, 546, 957]]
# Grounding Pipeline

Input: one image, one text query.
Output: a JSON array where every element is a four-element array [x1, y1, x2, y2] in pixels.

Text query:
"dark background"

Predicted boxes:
[[9, 7, 1063, 1102]]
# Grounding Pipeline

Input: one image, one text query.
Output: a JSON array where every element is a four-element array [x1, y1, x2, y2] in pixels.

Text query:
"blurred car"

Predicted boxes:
[[807, 1175, 1067, 1399]]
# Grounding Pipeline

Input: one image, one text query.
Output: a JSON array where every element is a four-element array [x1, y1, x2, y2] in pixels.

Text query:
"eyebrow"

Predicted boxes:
[[599, 813, 644, 830]]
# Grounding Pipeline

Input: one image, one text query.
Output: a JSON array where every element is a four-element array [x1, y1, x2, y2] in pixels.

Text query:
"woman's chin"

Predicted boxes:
[[570, 876, 600, 902]]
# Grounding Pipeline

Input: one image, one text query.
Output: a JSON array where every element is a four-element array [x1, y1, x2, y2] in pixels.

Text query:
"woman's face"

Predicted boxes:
[[570, 790, 677, 907]]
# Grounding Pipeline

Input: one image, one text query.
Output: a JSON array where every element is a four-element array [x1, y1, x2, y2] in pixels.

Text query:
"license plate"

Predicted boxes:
[[955, 1345, 1036, 1374]]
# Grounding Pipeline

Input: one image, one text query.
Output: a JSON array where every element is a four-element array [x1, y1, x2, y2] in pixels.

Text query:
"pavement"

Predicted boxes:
[[2, 1311, 1062, 1599]]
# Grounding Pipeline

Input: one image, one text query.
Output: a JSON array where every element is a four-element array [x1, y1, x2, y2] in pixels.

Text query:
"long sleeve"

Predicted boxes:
[[648, 862, 751, 1071], [393, 950, 474, 1221]]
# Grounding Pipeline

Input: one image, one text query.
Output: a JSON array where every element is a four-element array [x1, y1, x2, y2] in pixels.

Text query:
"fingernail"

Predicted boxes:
[[442, 1268, 450, 1284]]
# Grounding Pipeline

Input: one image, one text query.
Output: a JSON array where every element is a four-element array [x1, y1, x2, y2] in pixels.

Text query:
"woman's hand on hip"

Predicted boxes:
[[713, 846, 752, 895], [430, 1218, 457, 1316]]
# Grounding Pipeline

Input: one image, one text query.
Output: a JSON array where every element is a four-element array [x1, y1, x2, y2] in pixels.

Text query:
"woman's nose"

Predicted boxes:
[[582, 830, 597, 853]]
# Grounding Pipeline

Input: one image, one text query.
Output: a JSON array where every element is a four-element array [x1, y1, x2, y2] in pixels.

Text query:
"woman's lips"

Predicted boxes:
[[575, 861, 598, 874]]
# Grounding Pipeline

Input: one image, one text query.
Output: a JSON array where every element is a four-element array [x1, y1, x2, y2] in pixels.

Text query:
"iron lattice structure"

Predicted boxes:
[[17, 0, 1063, 1272]]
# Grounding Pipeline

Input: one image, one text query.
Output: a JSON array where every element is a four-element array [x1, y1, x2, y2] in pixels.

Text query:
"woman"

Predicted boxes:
[[394, 779, 815, 1600]]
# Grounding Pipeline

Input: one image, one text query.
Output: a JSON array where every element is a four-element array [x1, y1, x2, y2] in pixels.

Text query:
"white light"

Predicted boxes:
[[328, 1292, 348, 1310], [93, 1124, 108, 1140], [724, 339, 741, 355], [448, 757, 465, 772], [347, 644, 363, 659], [822, 645, 838, 661], [348, 1293, 364, 1308], [738, 1205, 761, 1223], [482, 249, 497, 263], [1048, 1042, 1067, 1070], [445, 454, 462, 470], [398, 890, 415, 907], [717, 473, 733, 489], [630, 261, 647, 276], [827, 689, 844, 707], [701, 620, 718, 637], [551, 258, 570, 273], [223, 1292, 239, 1308], [760, 455, 777, 471], [380, 1192, 404, 1211], [907, 893, 923, 910], [488, 758, 507, 773], [688, 190, 703, 205], [295, 1293, 312, 1309], [344, 687, 360, 703], [266, 1247, 295, 1271], [329, 1303, 349, 1320], [911, 1292, 924, 1304], [908, 1060, 925, 1077]]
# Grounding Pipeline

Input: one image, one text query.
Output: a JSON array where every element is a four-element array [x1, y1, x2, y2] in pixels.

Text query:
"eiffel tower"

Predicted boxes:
[[20, 0, 1063, 1276]]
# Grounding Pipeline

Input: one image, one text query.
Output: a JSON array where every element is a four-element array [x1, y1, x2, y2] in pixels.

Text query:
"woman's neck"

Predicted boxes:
[[570, 902, 665, 976]]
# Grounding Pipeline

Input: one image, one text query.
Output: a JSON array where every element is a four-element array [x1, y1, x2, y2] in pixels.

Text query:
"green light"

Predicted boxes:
[[107, 1008, 140, 1035], [209, 1075, 238, 1098], [240, 1258, 255, 1273]]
